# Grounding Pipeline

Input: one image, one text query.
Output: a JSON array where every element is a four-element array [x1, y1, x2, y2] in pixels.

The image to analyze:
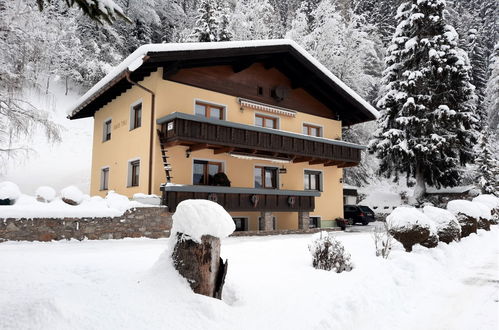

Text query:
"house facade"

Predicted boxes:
[[68, 40, 378, 232]]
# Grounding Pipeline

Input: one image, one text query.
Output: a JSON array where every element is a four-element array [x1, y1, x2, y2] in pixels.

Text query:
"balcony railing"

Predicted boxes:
[[157, 112, 363, 167], [161, 185, 320, 213]]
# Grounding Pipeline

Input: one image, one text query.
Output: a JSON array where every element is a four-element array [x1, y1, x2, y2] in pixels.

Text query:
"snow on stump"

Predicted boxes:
[[386, 207, 434, 252], [35, 186, 56, 203], [423, 206, 461, 244], [472, 195, 499, 225], [170, 199, 235, 299], [447, 200, 491, 236], [60, 186, 84, 206], [308, 232, 353, 273], [0, 181, 21, 205]]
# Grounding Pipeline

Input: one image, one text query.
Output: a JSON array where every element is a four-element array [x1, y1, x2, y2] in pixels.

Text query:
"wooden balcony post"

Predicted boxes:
[[260, 211, 274, 231], [298, 211, 310, 230]]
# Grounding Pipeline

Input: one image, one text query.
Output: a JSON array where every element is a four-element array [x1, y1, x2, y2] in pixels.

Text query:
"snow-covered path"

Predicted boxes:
[[0, 228, 497, 330]]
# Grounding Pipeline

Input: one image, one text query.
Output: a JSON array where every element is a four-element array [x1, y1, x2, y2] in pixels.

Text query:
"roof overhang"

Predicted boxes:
[[67, 40, 379, 126]]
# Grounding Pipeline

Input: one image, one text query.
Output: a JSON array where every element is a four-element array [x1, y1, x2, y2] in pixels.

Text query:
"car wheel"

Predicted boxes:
[[362, 221, 369, 226], [347, 218, 354, 226]]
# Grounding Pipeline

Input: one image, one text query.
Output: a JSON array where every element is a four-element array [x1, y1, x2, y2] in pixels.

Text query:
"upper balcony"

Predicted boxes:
[[157, 112, 364, 167]]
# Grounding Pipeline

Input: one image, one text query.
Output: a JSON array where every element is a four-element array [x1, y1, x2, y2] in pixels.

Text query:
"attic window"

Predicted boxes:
[[257, 86, 264, 96]]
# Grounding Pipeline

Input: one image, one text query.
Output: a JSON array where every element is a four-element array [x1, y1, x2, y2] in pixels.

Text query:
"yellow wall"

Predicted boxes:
[[90, 68, 346, 228]]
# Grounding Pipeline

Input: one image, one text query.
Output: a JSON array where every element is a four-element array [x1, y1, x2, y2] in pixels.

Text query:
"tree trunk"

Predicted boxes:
[[65, 76, 69, 96], [172, 233, 228, 299], [413, 166, 426, 202]]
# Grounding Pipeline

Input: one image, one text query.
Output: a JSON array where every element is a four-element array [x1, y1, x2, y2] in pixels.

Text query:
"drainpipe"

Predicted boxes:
[[125, 70, 155, 195]]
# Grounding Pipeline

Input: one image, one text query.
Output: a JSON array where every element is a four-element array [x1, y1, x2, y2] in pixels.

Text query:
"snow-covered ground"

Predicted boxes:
[[0, 227, 497, 330]]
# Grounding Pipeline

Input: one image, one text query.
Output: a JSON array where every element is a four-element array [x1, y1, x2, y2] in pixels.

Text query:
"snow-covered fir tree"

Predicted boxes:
[[189, 0, 219, 42], [475, 129, 499, 195], [486, 42, 499, 130], [369, 0, 480, 201], [231, 0, 280, 40], [216, 2, 233, 41]]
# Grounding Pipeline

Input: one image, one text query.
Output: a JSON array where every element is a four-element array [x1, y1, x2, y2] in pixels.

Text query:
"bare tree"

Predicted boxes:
[[372, 221, 393, 258]]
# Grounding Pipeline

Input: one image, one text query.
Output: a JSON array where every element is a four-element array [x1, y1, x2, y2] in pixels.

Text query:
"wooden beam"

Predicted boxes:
[[324, 161, 342, 167], [293, 157, 312, 163], [338, 162, 358, 168], [309, 159, 326, 165], [232, 61, 253, 73], [213, 147, 235, 154], [188, 143, 209, 152], [162, 62, 180, 79]]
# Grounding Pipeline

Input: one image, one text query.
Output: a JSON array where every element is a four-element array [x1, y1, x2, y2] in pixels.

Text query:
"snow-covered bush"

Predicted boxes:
[[106, 191, 133, 214], [60, 186, 84, 206], [0, 181, 21, 205], [423, 206, 461, 244], [372, 221, 393, 258], [309, 232, 353, 273], [386, 207, 435, 252], [35, 186, 56, 203], [473, 195, 499, 224], [447, 200, 490, 236]]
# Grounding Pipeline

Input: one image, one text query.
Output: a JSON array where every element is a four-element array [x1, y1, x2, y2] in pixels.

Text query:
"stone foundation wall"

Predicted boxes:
[[0, 207, 172, 242], [230, 227, 340, 237]]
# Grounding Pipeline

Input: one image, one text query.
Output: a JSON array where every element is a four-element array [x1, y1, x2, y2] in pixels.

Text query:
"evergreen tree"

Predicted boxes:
[[475, 129, 499, 196], [369, 0, 479, 201], [216, 2, 233, 41], [37, 0, 129, 23], [189, 0, 219, 42], [486, 42, 499, 130]]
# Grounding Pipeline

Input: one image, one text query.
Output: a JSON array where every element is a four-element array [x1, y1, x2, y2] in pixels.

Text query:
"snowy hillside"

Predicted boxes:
[[0, 84, 92, 194]]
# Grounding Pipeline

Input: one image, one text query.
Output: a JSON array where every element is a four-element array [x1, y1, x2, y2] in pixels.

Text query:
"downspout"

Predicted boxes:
[[125, 69, 155, 195]]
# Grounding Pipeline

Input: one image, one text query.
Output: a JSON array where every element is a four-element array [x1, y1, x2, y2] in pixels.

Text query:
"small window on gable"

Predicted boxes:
[[130, 102, 142, 130], [128, 159, 140, 187], [103, 119, 112, 141], [257, 86, 264, 96], [100, 167, 109, 190]]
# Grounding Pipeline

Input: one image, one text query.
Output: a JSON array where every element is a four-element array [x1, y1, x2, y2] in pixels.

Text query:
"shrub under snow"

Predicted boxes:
[[423, 206, 461, 244], [473, 195, 499, 224], [60, 186, 84, 205], [386, 207, 437, 252], [35, 186, 56, 203], [0, 181, 21, 204], [309, 232, 353, 273], [447, 200, 491, 236], [105, 191, 133, 214]]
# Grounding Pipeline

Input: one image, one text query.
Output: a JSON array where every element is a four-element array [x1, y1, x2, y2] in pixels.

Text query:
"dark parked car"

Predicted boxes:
[[343, 205, 375, 225]]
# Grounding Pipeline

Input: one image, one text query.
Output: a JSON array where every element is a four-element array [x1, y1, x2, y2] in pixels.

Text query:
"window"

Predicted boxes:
[[195, 101, 224, 120], [255, 114, 278, 129], [130, 102, 142, 130], [304, 170, 322, 191], [100, 167, 109, 190], [128, 160, 140, 187], [193, 160, 223, 185], [257, 86, 264, 96], [303, 123, 322, 137], [103, 119, 112, 141], [254, 166, 278, 189], [309, 216, 320, 229], [233, 217, 248, 232]]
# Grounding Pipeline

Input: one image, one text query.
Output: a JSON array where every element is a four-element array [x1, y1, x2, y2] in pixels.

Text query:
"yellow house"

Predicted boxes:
[[68, 40, 378, 232]]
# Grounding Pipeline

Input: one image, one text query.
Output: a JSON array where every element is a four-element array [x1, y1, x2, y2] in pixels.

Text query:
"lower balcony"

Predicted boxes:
[[161, 185, 320, 213]]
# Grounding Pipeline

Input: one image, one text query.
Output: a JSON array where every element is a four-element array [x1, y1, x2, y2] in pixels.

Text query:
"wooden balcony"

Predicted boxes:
[[161, 185, 319, 213], [157, 112, 363, 167]]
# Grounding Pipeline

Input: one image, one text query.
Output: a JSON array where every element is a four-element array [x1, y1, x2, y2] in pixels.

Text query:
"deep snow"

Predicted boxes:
[[0, 227, 497, 330]]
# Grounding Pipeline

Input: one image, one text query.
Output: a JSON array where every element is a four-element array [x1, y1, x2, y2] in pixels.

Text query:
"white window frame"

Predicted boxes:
[[254, 112, 280, 129], [102, 117, 112, 142], [129, 99, 143, 131], [253, 164, 280, 189], [301, 121, 324, 137], [193, 99, 228, 121], [100, 166, 110, 191], [309, 216, 321, 229], [127, 157, 141, 187], [232, 217, 249, 231], [303, 168, 324, 192]]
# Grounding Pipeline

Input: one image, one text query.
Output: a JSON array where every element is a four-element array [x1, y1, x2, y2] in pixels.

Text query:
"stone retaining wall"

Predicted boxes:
[[0, 207, 172, 242], [230, 227, 340, 237]]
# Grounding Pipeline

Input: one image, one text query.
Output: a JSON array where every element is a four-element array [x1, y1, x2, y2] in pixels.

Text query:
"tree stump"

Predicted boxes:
[[172, 233, 228, 299]]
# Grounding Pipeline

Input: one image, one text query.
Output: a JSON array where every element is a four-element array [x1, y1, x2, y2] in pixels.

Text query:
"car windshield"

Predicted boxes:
[[359, 206, 373, 213]]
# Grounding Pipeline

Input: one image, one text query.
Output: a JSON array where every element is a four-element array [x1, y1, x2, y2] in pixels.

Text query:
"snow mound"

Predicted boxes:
[[447, 199, 491, 219], [472, 195, 499, 209], [132, 193, 161, 206], [171, 199, 235, 243], [35, 186, 56, 203], [387, 206, 435, 232], [0, 181, 21, 201], [423, 206, 458, 230], [105, 191, 137, 214], [61, 186, 84, 204]]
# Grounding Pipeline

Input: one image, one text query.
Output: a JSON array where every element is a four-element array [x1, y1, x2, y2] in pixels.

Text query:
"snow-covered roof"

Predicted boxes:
[[426, 185, 475, 194], [67, 39, 379, 123]]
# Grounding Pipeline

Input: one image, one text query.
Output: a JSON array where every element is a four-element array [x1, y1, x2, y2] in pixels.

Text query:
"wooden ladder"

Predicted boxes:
[[157, 129, 172, 183]]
